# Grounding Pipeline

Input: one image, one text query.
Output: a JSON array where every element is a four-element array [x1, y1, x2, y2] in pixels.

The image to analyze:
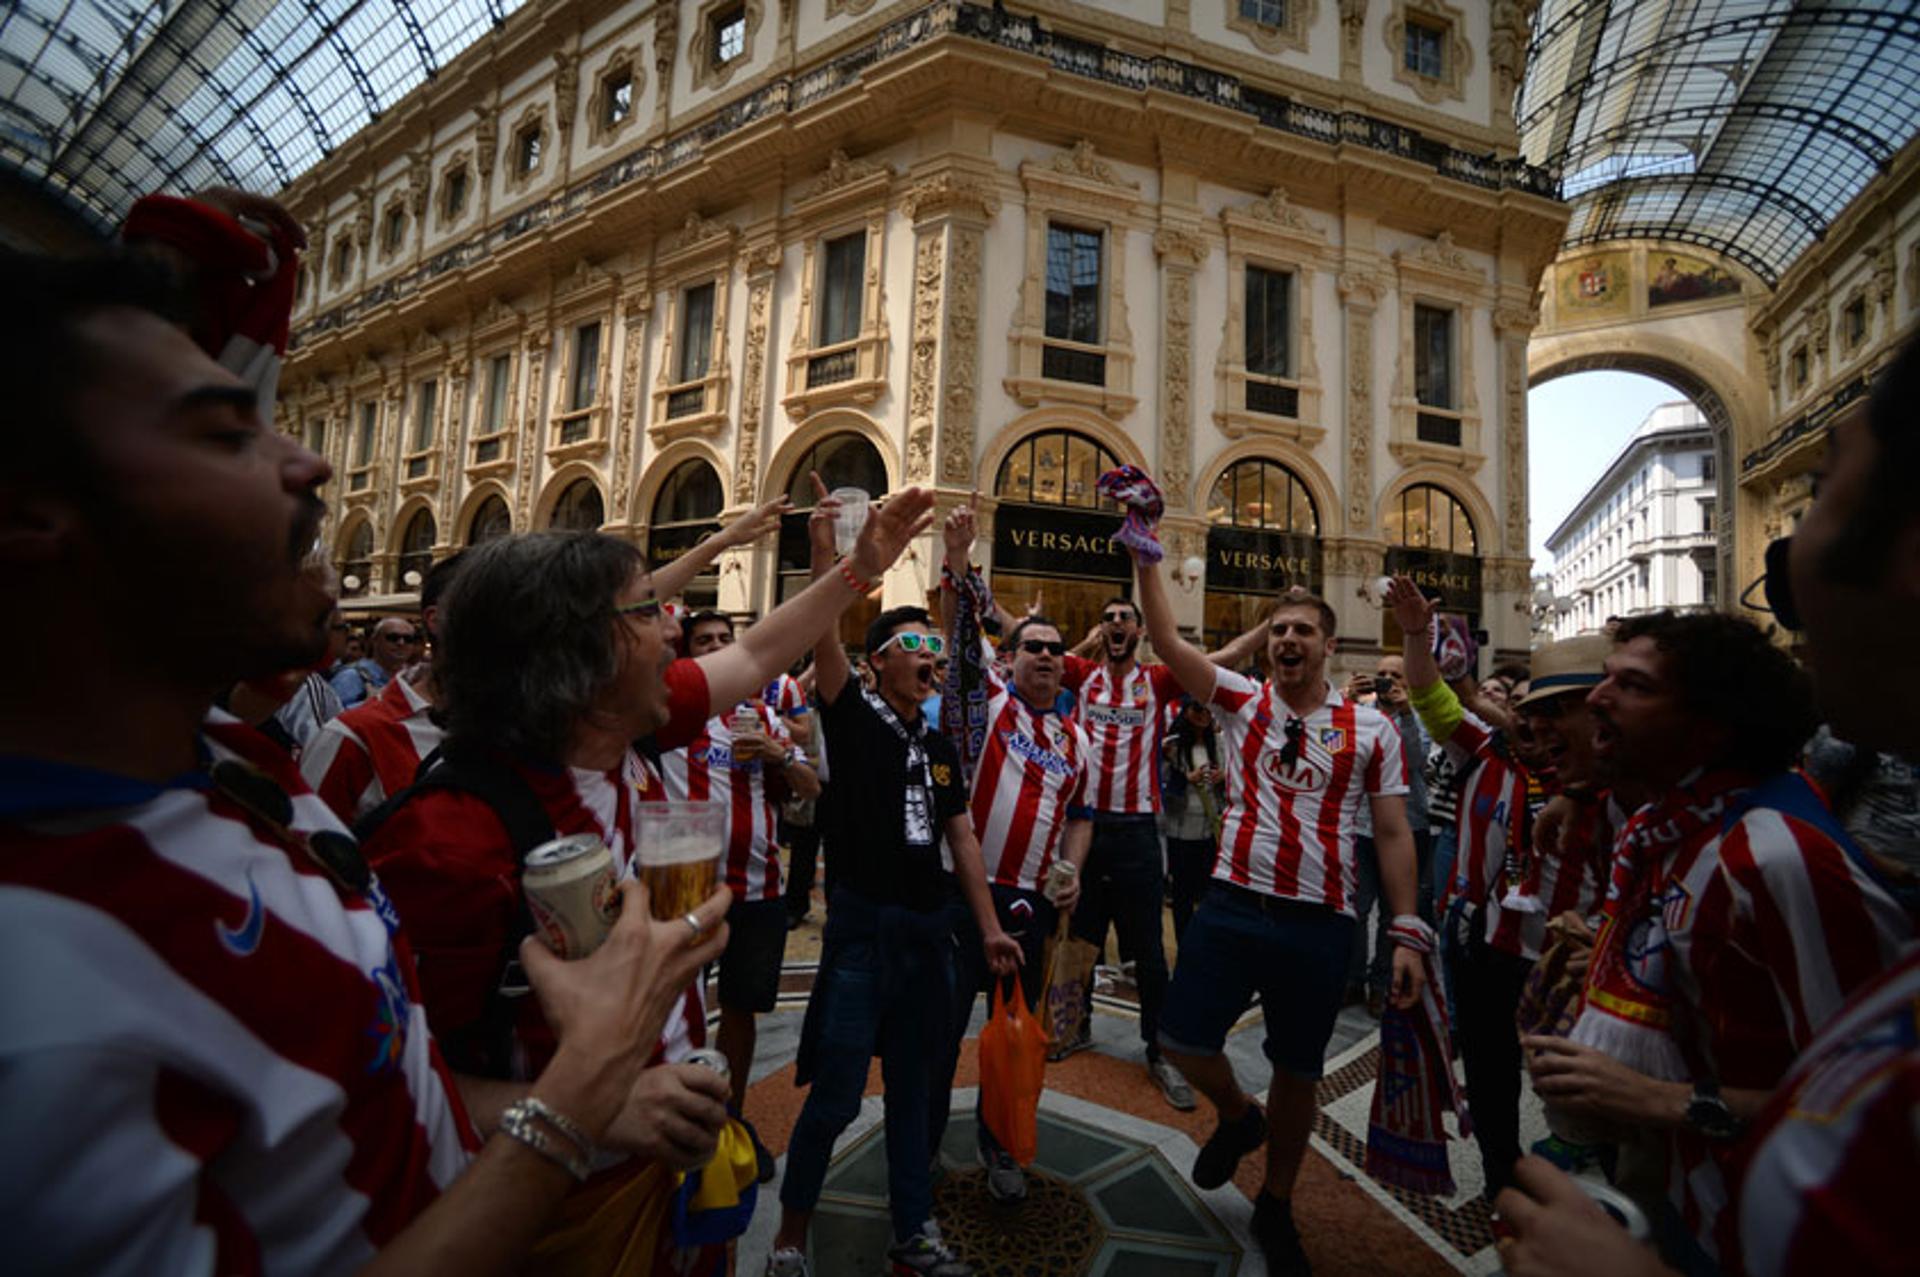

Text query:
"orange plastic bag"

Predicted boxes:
[[978, 976, 1048, 1166]]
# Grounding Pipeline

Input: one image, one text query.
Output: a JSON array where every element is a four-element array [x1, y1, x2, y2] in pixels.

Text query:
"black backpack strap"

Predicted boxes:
[[353, 744, 557, 1079]]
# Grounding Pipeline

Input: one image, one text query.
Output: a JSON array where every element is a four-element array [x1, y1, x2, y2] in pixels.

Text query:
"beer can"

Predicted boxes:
[[685, 1047, 731, 1081], [1043, 858, 1078, 904], [524, 833, 619, 959]]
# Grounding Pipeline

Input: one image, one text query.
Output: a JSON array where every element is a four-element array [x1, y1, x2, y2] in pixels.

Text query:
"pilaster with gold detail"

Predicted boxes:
[[515, 325, 550, 532], [904, 171, 999, 489], [736, 243, 780, 506], [612, 288, 652, 524], [1154, 226, 1205, 510], [1494, 306, 1536, 558], [1338, 270, 1385, 537]]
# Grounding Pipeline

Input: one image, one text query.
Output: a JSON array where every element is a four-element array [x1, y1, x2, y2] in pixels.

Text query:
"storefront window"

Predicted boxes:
[[990, 430, 1126, 643], [648, 459, 725, 610], [1383, 483, 1480, 650], [1202, 458, 1321, 652], [777, 433, 887, 646]]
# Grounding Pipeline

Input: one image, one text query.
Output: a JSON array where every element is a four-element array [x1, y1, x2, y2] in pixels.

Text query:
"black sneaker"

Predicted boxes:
[[1250, 1192, 1312, 1276], [1191, 1101, 1266, 1190]]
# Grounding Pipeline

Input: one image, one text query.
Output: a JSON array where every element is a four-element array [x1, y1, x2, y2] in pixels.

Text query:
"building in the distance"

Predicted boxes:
[[1543, 401, 1717, 639]]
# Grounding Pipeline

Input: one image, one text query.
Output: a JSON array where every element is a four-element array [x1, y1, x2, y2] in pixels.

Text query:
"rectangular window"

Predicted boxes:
[[1413, 304, 1454, 409], [1700, 560, 1717, 603], [445, 169, 468, 220], [1790, 346, 1809, 390], [1700, 451, 1715, 483], [1239, 0, 1285, 23], [570, 323, 601, 412], [603, 73, 633, 128], [1405, 20, 1445, 77], [1244, 266, 1292, 378], [481, 355, 512, 434], [713, 5, 746, 66], [1844, 297, 1867, 348], [383, 207, 406, 255], [1699, 498, 1716, 533], [517, 127, 541, 174], [354, 403, 377, 467], [411, 380, 436, 452], [818, 233, 866, 348], [678, 283, 716, 383], [1044, 224, 1103, 345], [305, 419, 326, 455]]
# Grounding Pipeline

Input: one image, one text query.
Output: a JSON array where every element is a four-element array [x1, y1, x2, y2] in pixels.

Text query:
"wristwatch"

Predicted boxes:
[[1684, 1080, 1743, 1141]]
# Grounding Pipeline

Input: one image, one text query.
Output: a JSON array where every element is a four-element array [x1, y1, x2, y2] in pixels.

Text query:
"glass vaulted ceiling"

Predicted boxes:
[[4, 0, 1918, 288], [0, 0, 526, 229], [1520, 0, 1920, 286]]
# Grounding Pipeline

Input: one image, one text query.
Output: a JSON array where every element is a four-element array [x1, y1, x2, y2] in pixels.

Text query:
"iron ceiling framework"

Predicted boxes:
[[1520, 0, 1920, 287], [0, 0, 520, 231]]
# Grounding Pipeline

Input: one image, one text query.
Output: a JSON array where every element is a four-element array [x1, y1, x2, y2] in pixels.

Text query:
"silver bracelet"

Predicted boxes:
[[520, 1096, 595, 1161], [499, 1100, 589, 1180]]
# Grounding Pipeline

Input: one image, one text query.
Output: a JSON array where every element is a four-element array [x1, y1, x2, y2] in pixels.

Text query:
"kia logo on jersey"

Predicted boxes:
[[1261, 750, 1326, 791]]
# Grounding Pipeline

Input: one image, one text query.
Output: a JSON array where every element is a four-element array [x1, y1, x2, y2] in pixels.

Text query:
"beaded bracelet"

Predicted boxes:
[[499, 1099, 590, 1180], [837, 559, 874, 593], [519, 1096, 594, 1161]]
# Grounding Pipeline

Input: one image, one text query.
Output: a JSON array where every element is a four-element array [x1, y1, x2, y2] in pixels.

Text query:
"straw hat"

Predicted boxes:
[[1515, 634, 1611, 708]]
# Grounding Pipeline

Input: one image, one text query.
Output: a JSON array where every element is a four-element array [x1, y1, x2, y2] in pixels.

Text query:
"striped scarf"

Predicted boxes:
[[1365, 916, 1471, 1195], [1095, 465, 1165, 563]]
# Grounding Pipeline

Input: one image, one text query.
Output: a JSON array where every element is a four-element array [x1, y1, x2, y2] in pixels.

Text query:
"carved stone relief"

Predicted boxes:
[[516, 328, 548, 530], [1155, 229, 1201, 509], [614, 292, 651, 520], [903, 172, 1001, 224], [736, 270, 773, 505], [1501, 335, 1527, 555], [1339, 273, 1383, 535], [906, 229, 943, 485], [941, 226, 985, 487]]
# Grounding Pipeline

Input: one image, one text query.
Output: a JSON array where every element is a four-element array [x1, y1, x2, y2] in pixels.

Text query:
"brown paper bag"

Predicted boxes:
[[1040, 914, 1099, 1051]]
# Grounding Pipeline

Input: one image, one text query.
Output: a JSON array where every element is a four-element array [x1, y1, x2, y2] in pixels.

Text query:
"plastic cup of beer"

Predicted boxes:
[[634, 800, 727, 922], [829, 487, 870, 556]]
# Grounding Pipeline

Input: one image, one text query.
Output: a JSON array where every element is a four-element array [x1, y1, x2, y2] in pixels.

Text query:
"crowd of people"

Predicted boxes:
[[2, 187, 1916, 1277]]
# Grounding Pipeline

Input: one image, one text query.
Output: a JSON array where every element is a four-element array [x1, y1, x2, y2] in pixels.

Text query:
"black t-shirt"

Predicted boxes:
[[816, 684, 966, 912]]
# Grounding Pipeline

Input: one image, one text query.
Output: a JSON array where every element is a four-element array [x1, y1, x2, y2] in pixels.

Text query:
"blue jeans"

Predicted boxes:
[[1071, 815, 1169, 1054], [781, 888, 952, 1241]]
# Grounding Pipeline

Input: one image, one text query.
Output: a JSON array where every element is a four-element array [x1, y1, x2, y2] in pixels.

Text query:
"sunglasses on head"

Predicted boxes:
[[875, 632, 944, 656], [1278, 716, 1306, 767], [1017, 639, 1066, 656], [615, 598, 663, 621]]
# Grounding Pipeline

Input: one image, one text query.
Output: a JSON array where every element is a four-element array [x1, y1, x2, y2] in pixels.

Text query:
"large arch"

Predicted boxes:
[[534, 464, 609, 531], [977, 404, 1149, 491], [634, 439, 732, 529], [455, 480, 515, 546], [1527, 331, 1764, 612], [1194, 436, 1343, 541]]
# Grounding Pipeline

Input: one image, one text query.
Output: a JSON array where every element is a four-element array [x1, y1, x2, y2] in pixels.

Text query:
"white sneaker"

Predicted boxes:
[[765, 1246, 809, 1277], [888, 1220, 972, 1276], [1149, 1055, 1197, 1111], [979, 1145, 1027, 1203]]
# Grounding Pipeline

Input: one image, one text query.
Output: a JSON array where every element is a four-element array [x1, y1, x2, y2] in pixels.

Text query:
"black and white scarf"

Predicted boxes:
[[861, 687, 936, 849]]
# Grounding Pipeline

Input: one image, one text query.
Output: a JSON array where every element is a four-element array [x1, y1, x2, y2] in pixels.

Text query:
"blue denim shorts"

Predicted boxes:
[[1158, 883, 1355, 1079]]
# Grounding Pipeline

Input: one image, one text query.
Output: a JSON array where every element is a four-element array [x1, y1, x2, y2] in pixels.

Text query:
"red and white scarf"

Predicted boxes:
[[1365, 916, 1472, 1195]]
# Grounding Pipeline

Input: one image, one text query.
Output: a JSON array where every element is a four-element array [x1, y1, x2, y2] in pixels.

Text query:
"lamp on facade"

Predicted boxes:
[[1170, 555, 1206, 592], [342, 574, 363, 593], [403, 570, 423, 589]]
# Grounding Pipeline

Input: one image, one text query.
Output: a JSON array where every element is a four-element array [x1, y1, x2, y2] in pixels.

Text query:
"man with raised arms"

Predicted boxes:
[[1126, 541, 1424, 1275]]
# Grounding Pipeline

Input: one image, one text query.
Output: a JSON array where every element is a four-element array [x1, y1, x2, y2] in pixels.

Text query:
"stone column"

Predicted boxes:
[[514, 324, 550, 532], [1155, 225, 1206, 637], [610, 288, 652, 531], [1491, 305, 1537, 655], [722, 244, 780, 616], [1335, 269, 1387, 651]]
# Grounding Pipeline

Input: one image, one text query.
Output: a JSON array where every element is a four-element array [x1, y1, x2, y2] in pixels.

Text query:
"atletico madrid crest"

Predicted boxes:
[[1319, 727, 1348, 754]]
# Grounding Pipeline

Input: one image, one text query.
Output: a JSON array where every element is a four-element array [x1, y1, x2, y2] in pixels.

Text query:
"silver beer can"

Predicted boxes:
[[524, 833, 619, 959], [685, 1047, 731, 1081], [1043, 858, 1078, 904]]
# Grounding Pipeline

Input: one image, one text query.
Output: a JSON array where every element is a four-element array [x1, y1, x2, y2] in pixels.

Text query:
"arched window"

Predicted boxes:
[[1202, 458, 1323, 651], [340, 521, 374, 598], [990, 430, 1126, 642], [467, 495, 512, 546], [1383, 483, 1482, 648], [777, 432, 888, 642], [1205, 457, 1318, 535], [1385, 483, 1476, 555], [548, 478, 606, 532], [993, 429, 1118, 510], [396, 509, 436, 591], [649, 459, 725, 609]]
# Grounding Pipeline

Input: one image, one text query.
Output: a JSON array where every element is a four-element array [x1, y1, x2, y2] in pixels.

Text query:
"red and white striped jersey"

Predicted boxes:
[[1588, 771, 1914, 1258], [1062, 654, 1183, 814], [1415, 686, 1536, 958], [300, 674, 443, 824], [361, 746, 704, 1081], [1509, 791, 1615, 957], [968, 670, 1089, 892], [1207, 671, 1407, 915], [658, 703, 793, 902], [0, 715, 476, 1275], [1730, 943, 1920, 1277]]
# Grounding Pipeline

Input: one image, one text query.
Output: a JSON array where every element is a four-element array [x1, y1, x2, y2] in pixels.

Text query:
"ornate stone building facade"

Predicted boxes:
[[280, 0, 1564, 666]]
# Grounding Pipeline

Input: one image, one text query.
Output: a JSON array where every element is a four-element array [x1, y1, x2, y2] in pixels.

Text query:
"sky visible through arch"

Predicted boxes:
[[1527, 370, 1685, 568]]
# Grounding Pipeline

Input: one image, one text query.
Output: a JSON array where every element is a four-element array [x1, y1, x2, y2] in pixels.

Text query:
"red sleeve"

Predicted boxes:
[[1062, 653, 1095, 690], [362, 791, 521, 1039], [1149, 663, 1184, 703], [657, 658, 713, 752], [313, 733, 376, 825]]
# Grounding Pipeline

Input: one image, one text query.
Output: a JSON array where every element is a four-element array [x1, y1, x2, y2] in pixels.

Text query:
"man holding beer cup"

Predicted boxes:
[[764, 479, 1019, 1277]]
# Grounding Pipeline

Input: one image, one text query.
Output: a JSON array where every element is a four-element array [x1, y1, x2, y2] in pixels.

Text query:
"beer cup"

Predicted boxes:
[[634, 800, 727, 922]]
